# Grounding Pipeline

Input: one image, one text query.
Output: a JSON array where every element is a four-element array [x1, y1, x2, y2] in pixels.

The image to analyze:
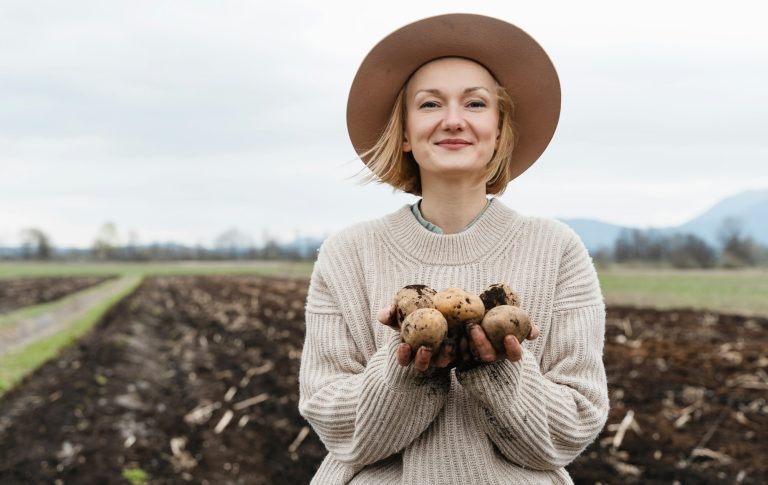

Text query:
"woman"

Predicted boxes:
[[299, 13, 609, 484]]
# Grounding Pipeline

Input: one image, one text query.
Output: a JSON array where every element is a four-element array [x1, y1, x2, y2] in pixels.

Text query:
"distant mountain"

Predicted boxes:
[[675, 189, 768, 248], [559, 189, 768, 253], [552, 218, 632, 254]]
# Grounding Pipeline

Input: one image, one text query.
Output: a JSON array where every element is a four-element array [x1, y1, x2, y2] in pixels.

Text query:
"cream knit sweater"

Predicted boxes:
[[299, 198, 609, 484]]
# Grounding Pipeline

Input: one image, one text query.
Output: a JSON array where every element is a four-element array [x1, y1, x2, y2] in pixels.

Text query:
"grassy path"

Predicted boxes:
[[0, 276, 142, 394]]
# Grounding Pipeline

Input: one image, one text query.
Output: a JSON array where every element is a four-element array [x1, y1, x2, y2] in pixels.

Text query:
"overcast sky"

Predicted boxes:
[[1, 0, 767, 248]]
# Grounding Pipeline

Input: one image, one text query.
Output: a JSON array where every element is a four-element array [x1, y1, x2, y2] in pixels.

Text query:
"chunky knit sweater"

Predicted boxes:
[[299, 198, 609, 484]]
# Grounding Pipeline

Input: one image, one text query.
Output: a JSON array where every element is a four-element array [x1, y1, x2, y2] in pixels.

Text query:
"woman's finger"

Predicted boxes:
[[432, 340, 455, 368], [396, 343, 412, 366], [467, 323, 496, 362], [527, 324, 540, 340], [413, 346, 432, 372], [378, 304, 399, 330], [376, 306, 389, 324], [503, 335, 523, 362]]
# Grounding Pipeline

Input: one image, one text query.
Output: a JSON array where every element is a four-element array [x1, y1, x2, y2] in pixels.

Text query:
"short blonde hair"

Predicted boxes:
[[351, 75, 517, 196]]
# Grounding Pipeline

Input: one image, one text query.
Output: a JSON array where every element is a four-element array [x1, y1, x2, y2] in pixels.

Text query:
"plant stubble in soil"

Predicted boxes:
[[0, 276, 765, 484]]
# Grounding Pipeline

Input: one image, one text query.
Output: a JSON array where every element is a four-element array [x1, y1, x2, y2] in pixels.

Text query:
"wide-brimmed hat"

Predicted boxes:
[[346, 13, 561, 182]]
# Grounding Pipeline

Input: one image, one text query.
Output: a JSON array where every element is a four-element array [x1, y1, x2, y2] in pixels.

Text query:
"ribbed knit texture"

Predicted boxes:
[[299, 198, 609, 484]]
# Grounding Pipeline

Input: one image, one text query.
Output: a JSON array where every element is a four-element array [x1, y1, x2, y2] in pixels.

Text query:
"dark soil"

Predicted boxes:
[[568, 306, 768, 484], [0, 276, 765, 484], [0, 276, 116, 314]]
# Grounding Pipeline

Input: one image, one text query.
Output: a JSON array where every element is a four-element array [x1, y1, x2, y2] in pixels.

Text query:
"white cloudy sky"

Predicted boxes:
[[1, 0, 767, 248]]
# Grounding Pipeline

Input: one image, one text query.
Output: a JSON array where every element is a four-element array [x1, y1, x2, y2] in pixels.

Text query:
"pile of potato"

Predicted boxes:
[[391, 283, 531, 363]]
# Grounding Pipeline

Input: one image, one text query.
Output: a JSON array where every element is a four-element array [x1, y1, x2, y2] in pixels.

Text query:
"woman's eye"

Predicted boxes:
[[419, 101, 439, 109], [467, 100, 487, 108]]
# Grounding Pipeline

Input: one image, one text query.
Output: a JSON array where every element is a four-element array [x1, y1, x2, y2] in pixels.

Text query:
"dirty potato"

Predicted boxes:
[[433, 287, 486, 332], [393, 284, 437, 325], [480, 305, 532, 353], [400, 308, 448, 353], [479, 283, 521, 311]]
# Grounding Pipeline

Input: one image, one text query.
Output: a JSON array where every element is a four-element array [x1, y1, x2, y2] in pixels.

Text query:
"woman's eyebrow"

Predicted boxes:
[[413, 87, 492, 97]]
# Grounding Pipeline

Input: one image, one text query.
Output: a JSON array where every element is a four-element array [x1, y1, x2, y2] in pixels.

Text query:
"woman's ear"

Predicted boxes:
[[403, 133, 411, 152]]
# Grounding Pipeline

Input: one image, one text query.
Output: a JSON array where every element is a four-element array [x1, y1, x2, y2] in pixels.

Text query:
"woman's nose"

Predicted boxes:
[[441, 104, 466, 131]]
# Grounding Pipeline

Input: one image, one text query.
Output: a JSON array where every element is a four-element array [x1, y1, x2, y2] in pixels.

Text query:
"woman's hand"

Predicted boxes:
[[465, 321, 540, 363], [377, 304, 456, 373]]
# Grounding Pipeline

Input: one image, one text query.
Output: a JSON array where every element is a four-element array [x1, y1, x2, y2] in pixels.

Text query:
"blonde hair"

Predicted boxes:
[[350, 74, 517, 196]]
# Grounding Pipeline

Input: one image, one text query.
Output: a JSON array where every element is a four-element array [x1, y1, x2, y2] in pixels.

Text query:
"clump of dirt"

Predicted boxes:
[[0, 276, 116, 314], [0, 276, 765, 484]]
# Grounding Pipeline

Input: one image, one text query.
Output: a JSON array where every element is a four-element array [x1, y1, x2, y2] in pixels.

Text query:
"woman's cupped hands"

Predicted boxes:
[[377, 304, 540, 373]]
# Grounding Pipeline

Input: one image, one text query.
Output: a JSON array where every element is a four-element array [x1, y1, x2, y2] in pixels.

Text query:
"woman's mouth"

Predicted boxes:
[[436, 139, 472, 150]]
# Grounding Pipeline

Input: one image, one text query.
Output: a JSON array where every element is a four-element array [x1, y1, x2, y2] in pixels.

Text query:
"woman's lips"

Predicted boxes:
[[436, 141, 472, 150]]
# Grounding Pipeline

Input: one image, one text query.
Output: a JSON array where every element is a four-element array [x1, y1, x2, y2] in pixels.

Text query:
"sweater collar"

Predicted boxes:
[[381, 197, 525, 265]]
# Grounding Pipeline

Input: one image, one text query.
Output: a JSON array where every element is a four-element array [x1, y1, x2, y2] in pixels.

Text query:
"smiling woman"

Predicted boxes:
[[403, 58, 513, 193], [299, 13, 608, 485], [359, 57, 518, 204]]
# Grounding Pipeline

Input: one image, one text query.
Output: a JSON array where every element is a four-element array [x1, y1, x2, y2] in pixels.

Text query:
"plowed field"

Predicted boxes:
[[0, 276, 116, 314], [0, 276, 765, 484]]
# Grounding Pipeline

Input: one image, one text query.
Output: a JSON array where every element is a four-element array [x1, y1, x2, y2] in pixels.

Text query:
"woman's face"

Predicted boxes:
[[403, 57, 500, 183]]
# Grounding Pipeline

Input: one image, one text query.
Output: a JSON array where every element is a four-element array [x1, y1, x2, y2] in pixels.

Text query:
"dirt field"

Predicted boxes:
[[0, 276, 116, 315], [568, 306, 767, 484], [0, 275, 765, 484]]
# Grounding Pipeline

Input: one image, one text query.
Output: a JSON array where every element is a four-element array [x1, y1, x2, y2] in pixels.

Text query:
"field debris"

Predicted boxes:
[[184, 401, 221, 426], [214, 410, 234, 434], [288, 426, 311, 454], [233, 393, 269, 411], [610, 409, 641, 450], [170, 436, 197, 470]]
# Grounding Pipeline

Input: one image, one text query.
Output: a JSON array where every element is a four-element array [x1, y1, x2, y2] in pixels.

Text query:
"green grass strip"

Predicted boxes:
[[0, 261, 314, 279], [0, 276, 143, 396], [599, 267, 768, 317]]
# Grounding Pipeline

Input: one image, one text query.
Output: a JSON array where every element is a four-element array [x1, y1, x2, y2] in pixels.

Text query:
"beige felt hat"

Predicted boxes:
[[346, 13, 561, 182]]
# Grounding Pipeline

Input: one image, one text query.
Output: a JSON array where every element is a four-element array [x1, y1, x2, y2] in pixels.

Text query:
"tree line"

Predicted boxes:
[[5, 218, 767, 268], [592, 218, 767, 268], [5, 224, 320, 262]]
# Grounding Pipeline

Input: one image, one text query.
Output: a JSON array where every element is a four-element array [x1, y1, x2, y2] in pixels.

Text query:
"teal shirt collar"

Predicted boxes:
[[411, 197, 493, 234]]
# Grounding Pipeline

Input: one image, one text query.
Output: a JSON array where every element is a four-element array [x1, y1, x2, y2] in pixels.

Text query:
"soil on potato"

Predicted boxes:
[[0, 276, 117, 314], [0, 275, 765, 484]]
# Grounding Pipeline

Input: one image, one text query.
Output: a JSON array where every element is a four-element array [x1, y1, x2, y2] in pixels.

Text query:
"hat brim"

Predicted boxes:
[[346, 13, 561, 182]]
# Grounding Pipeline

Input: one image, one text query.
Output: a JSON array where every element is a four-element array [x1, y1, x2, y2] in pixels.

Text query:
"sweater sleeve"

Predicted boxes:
[[455, 231, 609, 470], [298, 244, 451, 467]]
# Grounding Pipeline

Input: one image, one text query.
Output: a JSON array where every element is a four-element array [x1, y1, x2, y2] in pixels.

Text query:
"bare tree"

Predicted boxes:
[[19, 228, 53, 260], [717, 217, 758, 267], [92, 222, 119, 260], [214, 228, 254, 259]]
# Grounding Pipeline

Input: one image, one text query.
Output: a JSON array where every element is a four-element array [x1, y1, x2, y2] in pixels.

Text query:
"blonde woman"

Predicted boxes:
[[300, 13, 608, 484]]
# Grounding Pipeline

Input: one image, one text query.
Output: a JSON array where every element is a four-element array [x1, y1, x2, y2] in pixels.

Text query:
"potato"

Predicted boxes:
[[480, 305, 532, 353], [479, 283, 520, 311], [393, 284, 437, 325], [433, 287, 485, 332], [400, 308, 448, 353]]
